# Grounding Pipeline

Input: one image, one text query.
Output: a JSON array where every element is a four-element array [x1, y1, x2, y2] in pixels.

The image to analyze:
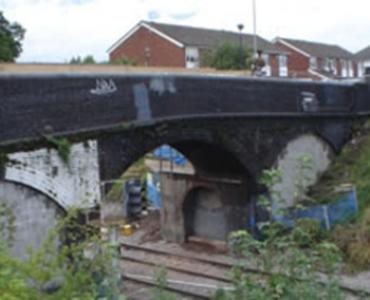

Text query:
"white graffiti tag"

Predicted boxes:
[[90, 79, 117, 95]]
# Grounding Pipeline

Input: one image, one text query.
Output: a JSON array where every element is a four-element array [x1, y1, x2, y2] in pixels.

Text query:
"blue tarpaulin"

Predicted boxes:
[[146, 173, 161, 209], [153, 145, 187, 166]]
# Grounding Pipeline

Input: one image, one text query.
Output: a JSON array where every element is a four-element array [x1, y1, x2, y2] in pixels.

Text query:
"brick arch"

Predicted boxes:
[[97, 120, 257, 183]]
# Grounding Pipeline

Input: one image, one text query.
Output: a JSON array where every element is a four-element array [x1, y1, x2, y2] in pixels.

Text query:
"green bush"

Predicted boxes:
[[0, 206, 124, 299], [215, 164, 343, 300], [291, 218, 323, 247], [202, 42, 252, 70]]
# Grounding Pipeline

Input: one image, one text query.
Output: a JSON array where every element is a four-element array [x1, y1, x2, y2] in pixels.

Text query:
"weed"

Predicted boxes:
[[45, 136, 72, 166]]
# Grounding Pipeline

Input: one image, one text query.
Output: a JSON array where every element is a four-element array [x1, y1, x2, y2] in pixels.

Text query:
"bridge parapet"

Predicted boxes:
[[0, 73, 369, 151]]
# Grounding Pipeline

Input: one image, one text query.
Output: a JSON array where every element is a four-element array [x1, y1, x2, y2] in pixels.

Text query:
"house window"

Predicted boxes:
[[261, 54, 271, 76], [186, 56, 196, 62], [278, 55, 287, 67], [341, 59, 348, 77], [309, 57, 317, 69], [323, 58, 330, 72], [278, 55, 288, 77], [358, 62, 364, 77], [329, 58, 337, 75], [348, 61, 354, 77], [185, 47, 199, 69]]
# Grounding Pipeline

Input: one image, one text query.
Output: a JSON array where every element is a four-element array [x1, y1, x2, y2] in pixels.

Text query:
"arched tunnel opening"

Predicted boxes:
[[102, 139, 253, 244], [183, 186, 227, 241]]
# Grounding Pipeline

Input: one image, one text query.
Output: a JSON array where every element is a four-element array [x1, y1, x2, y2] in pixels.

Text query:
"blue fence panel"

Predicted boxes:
[[327, 190, 358, 228], [268, 189, 358, 231], [296, 205, 329, 228]]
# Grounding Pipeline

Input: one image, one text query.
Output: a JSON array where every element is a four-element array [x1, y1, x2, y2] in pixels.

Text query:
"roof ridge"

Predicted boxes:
[[144, 20, 264, 39], [278, 37, 343, 48]]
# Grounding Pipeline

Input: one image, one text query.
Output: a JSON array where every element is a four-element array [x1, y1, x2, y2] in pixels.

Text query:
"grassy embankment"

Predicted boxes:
[[310, 122, 370, 216], [309, 121, 370, 271]]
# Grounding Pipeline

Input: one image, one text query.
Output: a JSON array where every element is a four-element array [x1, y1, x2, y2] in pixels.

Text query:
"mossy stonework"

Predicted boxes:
[[3, 140, 100, 210]]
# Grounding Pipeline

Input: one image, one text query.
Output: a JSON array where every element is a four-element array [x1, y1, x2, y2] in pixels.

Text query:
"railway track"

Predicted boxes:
[[120, 242, 234, 299], [120, 241, 370, 299]]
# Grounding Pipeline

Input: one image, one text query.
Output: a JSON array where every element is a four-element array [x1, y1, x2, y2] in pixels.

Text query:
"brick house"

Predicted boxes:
[[355, 45, 370, 77], [108, 21, 289, 77], [273, 37, 356, 80]]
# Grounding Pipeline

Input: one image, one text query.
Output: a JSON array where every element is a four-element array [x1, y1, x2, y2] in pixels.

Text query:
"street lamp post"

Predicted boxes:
[[252, 0, 258, 57], [237, 23, 244, 69]]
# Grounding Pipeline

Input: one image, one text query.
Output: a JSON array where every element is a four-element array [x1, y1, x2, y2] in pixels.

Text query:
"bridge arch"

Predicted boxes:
[[4, 166, 72, 210], [273, 133, 334, 207], [0, 180, 65, 259], [98, 123, 256, 184]]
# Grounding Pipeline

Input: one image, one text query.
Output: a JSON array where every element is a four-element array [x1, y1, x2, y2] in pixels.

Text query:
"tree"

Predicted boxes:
[[0, 11, 25, 62], [202, 42, 252, 70], [69, 55, 96, 64], [82, 55, 96, 64]]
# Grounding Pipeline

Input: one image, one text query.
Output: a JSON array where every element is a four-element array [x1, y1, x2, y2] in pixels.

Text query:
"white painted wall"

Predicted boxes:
[[272, 134, 332, 208], [0, 181, 63, 260], [5, 140, 101, 209]]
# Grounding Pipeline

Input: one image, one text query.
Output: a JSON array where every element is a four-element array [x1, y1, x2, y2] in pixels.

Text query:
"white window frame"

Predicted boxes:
[[261, 54, 271, 76], [329, 58, 337, 75], [309, 57, 317, 69], [185, 47, 199, 69], [348, 61, 354, 77], [341, 59, 348, 77], [278, 55, 288, 77]]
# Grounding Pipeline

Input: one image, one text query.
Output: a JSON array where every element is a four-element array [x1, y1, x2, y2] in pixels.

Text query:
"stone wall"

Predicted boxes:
[[0, 181, 64, 259], [160, 173, 249, 242], [5, 140, 101, 209]]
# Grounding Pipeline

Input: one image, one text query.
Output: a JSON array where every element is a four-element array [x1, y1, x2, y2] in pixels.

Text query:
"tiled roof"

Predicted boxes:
[[145, 21, 284, 54], [277, 37, 353, 59], [355, 45, 370, 60]]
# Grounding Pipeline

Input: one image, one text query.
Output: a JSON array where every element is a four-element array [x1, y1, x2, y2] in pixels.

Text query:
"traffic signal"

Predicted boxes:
[[123, 178, 142, 218]]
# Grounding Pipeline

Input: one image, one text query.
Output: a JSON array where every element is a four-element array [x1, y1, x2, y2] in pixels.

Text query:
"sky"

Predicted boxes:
[[1, 0, 370, 63]]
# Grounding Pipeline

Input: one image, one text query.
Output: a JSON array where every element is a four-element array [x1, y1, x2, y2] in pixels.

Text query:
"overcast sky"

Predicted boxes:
[[1, 0, 370, 63]]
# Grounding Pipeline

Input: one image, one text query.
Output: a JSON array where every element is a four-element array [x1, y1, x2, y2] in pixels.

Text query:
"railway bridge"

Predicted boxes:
[[1, 68, 369, 253]]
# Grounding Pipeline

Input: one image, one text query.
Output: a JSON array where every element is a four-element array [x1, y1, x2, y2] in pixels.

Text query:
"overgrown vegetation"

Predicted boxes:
[[106, 157, 149, 202], [213, 168, 343, 299], [330, 207, 370, 272], [151, 266, 177, 300], [0, 205, 123, 299], [0, 150, 9, 169], [0, 201, 15, 248], [45, 137, 72, 166], [309, 122, 370, 213], [202, 42, 252, 70]]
